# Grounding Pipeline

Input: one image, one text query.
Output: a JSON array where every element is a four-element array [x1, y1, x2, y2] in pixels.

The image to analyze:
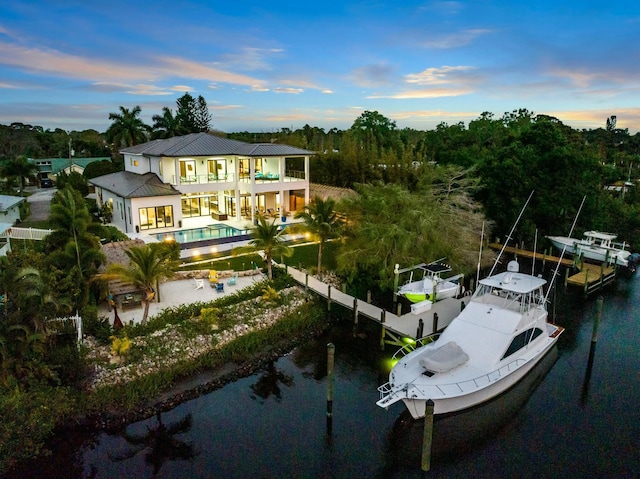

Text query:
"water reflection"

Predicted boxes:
[[111, 412, 196, 477], [382, 346, 559, 469], [249, 361, 294, 402]]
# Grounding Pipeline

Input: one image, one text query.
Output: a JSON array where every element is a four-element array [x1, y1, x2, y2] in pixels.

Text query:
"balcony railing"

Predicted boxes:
[[170, 173, 235, 185]]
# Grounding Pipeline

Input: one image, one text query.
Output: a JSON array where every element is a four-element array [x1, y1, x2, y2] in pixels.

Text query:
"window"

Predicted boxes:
[[179, 160, 197, 182], [501, 328, 543, 360], [138, 206, 174, 230], [181, 194, 218, 218]]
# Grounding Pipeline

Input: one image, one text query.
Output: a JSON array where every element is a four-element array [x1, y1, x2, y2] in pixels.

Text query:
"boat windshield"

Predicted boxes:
[[473, 283, 545, 314]]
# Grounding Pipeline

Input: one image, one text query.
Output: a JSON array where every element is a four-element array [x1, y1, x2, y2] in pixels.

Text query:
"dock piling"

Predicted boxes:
[[326, 343, 335, 419], [421, 399, 434, 472], [592, 296, 603, 343], [417, 318, 424, 338]]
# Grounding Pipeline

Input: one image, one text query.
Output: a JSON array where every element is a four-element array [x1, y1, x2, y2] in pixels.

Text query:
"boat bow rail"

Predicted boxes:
[[377, 357, 528, 407]]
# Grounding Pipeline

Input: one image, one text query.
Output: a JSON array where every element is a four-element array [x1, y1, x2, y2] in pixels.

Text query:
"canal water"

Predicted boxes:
[[8, 272, 640, 478]]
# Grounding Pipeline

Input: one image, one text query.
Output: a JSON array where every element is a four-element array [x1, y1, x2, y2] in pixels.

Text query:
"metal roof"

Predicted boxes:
[[89, 171, 181, 198], [0, 194, 25, 212], [120, 133, 314, 157]]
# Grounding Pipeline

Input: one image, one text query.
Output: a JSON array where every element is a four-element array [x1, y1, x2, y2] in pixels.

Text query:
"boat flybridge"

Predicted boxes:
[[377, 260, 564, 418]]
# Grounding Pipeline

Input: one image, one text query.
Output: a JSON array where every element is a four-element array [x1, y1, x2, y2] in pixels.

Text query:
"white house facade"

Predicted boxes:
[[89, 133, 313, 234]]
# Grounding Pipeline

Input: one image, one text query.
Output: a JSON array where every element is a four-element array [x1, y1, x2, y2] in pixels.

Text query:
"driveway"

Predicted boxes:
[[25, 186, 56, 222]]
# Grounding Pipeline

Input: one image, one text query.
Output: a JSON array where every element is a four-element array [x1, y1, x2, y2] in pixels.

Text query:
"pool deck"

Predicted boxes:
[[98, 273, 267, 326], [127, 215, 303, 259]]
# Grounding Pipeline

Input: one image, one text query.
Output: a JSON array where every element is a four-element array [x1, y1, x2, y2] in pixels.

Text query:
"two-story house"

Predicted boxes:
[[90, 133, 314, 235]]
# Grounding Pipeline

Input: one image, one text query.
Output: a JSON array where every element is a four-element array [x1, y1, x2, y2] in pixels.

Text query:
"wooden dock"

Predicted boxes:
[[488, 243, 574, 267], [282, 264, 469, 347], [489, 243, 617, 295], [565, 261, 616, 295]]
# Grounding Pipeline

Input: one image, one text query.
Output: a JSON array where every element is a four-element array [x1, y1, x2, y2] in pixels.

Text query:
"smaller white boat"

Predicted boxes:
[[397, 262, 464, 304], [546, 230, 631, 267]]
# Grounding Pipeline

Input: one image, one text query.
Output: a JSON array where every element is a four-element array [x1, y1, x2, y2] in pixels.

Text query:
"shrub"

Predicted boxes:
[[0, 383, 75, 475]]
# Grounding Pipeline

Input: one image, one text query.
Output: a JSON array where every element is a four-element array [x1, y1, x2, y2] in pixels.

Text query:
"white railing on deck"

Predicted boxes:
[[4, 227, 53, 240]]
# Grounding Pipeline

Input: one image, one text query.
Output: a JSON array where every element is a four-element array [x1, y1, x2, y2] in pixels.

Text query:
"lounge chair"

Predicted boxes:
[[194, 278, 204, 290], [209, 270, 218, 287], [227, 273, 238, 286], [215, 282, 224, 293]]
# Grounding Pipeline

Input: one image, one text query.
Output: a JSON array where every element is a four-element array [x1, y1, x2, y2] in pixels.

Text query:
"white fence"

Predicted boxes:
[[4, 226, 53, 240]]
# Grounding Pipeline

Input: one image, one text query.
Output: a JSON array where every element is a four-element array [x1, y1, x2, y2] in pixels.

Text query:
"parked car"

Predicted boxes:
[[40, 178, 54, 188]]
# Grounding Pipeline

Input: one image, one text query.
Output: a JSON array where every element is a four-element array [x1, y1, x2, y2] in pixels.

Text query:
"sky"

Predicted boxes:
[[1, 1, 639, 134]]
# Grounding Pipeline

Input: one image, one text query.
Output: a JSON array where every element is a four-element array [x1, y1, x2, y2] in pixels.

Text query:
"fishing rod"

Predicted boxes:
[[489, 190, 535, 277], [544, 195, 587, 304]]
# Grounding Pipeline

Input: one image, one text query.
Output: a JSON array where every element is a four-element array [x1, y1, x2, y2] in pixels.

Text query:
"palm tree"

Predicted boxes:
[[0, 155, 39, 191], [234, 216, 293, 280], [151, 107, 184, 139], [106, 105, 149, 148], [294, 196, 343, 274], [49, 186, 96, 274], [96, 244, 177, 324]]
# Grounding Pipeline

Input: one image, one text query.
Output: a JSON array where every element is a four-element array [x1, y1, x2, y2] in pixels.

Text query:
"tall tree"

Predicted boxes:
[[233, 216, 293, 280], [175, 93, 212, 133], [0, 155, 39, 191], [293, 196, 342, 274], [151, 107, 184, 139], [106, 106, 149, 148], [95, 243, 177, 324]]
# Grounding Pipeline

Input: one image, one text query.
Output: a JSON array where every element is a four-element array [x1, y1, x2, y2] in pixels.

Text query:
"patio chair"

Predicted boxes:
[[194, 278, 204, 290], [209, 270, 218, 286], [215, 282, 225, 293], [227, 273, 238, 286]]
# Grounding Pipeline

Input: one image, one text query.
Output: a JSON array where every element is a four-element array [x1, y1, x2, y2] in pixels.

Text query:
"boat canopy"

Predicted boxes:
[[478, 271, 546, 294]]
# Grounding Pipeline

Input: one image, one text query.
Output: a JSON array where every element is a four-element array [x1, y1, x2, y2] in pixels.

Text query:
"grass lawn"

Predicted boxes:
[[180, 241, 340, 273]]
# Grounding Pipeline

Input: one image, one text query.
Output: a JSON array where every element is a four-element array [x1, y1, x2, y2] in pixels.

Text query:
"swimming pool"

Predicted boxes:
[[153, 224, 247, 244]]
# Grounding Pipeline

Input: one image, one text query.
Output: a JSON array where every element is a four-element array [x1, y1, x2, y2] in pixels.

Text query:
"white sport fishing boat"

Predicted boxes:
[[546, 231, 631, 267], [397, 262, 464, 304], [377, 193, 564, 418], [377, 260, 564, 418]]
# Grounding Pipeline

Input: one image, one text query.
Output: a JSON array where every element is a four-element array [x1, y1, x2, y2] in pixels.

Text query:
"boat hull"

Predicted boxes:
[[546, 236, 578, 255], [399, 336, 560, 418], [547, 234, 630, 267], [398, 282, 462, 304]]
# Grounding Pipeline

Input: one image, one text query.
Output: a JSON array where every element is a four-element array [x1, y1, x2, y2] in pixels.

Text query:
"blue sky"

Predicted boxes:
[[1, 1, 639, 133]]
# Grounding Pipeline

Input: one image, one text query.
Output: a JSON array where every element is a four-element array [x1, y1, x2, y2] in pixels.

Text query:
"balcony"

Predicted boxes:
[[171, 173, 235, 185]]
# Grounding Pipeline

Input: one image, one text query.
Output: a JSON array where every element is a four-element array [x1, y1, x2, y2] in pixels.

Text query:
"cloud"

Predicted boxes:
[[217, 47, 285, 71], [273, 87, 304, 94], [367, 87, 473, 99], [368, 65, 477, 99], [406, 65, 475, 85], [422, 29, 494, 49], [0, 41, 267, 88]]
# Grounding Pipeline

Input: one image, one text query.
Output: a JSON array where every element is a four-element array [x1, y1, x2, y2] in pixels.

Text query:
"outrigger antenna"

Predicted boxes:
[[489, 190, 535, 277], [544, 195, 587, 304]]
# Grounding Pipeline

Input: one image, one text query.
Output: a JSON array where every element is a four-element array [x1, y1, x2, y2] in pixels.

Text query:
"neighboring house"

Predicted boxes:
[[29, 157, 110, 180], [0, 195, 25, 256], [89, 133, 314, 234], [90, 171, 181, 234], [0, 194, 25, 225]]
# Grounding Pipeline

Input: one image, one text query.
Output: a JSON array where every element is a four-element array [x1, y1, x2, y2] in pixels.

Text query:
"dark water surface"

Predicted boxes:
[[8, 273, 640, 479]]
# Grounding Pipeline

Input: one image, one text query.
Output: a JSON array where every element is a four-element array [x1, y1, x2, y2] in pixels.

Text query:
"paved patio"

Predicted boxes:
[[98, 272, 266, 326]]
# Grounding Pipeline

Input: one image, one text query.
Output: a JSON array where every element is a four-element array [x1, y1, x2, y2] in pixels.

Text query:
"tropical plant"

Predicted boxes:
[[233, 216, 293, 280], [48, 186, 105, 304], [0, 155, 39, 191], [95, 243, 178, 324], [293, 196, 342, 274], [106, 105, 149, 148], [151, 107, 185, 139]]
